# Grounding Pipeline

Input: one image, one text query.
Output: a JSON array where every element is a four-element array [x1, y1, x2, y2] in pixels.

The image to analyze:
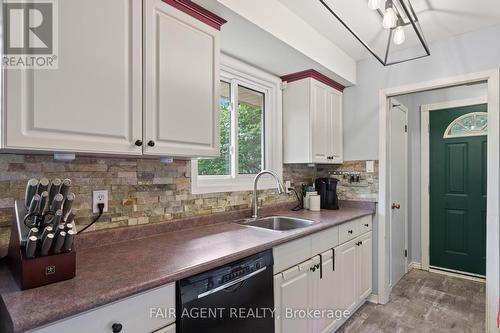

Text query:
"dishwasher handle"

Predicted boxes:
[[197, 266, 267, 299]]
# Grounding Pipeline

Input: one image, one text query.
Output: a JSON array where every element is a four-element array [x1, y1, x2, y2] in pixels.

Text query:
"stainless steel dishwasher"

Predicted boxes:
[[176, 250, 274, 333]]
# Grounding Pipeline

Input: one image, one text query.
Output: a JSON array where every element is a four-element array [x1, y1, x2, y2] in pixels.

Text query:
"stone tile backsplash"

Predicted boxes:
[[0, 155, 377, 258]]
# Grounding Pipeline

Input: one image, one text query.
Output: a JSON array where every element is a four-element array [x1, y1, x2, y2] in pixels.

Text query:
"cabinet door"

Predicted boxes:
[[315, 250, 341, 333], [274, 266, 310, 333], [310, 81, 329, 164], [5, 0, 142, 155], [336, 239, 358, 314], [143, 0, 220, 158], [328, 89, 343, 164], [356, 232, 373, 302]]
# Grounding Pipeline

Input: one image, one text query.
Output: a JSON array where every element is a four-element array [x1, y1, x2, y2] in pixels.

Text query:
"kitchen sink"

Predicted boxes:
[[237, 216, 318, 231]]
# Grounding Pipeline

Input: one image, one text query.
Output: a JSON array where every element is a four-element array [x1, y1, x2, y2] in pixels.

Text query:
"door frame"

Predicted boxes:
[[378, 69, 500, 333], [420, 96, 488, 272], [388, 98, 409, 288]]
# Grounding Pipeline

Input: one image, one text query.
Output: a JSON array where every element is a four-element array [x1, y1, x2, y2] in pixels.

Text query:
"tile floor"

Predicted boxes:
[[337, 269, 485, 333]]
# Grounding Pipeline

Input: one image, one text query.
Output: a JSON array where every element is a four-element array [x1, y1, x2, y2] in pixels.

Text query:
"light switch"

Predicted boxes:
[[366, 160, 374, 173]]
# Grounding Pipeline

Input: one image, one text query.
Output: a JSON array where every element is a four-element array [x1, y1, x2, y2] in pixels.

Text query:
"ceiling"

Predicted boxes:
[[277, 0, 500, 60]]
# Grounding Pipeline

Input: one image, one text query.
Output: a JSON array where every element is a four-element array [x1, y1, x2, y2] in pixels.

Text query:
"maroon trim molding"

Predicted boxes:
[[162, 0, 227, 30], [281, 69, 345, 92]]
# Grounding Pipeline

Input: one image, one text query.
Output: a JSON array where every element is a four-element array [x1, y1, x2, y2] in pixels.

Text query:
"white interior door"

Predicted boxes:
[[389, 98, 408, 287]]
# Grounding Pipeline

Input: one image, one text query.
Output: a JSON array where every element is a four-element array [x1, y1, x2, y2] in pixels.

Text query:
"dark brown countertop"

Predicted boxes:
[[0, 204, 375, 332]]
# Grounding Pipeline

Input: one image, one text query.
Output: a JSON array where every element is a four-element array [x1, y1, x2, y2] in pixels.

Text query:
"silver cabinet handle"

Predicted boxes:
[[197, 266, 267, 299]]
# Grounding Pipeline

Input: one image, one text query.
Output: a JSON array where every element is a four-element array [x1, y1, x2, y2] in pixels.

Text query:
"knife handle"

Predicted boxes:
[[63, 230, 75, 252], [52, 231, 66, 254], [40, 233, 54, 256], [48, 178, 62, 203], [37, 177, 50, 195], [51, 193, 64, 212], [41, 226, 54, 241], [59, 179, 72, 199], [62, 193, 75, 219], [65, 211, 76, 224], [55, 222, 65, 236], [25, 236, 38, 259], [39, 191, 49, 215], [27, 194, 41, 215], [25, 179, 39, 209], [52, 210, 63, 228], [27, 227, 39, 239]]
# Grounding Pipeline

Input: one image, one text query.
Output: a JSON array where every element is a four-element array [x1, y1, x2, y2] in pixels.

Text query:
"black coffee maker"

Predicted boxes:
[[315, 177, 339, 210]]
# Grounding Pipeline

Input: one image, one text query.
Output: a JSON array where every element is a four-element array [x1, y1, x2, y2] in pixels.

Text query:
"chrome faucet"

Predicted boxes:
[[252, 170, 285, 218]]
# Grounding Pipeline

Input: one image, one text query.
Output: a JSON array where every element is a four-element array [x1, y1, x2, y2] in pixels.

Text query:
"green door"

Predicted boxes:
[[430, 104, 487, 276]]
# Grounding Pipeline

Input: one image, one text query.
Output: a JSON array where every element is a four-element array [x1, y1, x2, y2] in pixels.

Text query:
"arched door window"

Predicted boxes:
[[443, 112, 488, 138]]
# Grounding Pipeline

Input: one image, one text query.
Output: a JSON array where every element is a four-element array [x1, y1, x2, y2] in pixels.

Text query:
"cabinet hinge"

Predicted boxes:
[[404, 125, 408, 133], [280, 82, 288, 90], [404, 249, 408, 258]]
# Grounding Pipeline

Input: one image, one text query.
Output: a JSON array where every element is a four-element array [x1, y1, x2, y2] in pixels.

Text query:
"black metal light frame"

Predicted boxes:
[[319, 0, 430, 66]]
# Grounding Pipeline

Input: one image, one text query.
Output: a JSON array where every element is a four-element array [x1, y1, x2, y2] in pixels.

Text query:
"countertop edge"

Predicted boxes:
[[3, 208, 375, 332]]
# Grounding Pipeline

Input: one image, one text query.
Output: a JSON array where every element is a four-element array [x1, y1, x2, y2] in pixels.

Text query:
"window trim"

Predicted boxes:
[[191, 54, 283, 194]]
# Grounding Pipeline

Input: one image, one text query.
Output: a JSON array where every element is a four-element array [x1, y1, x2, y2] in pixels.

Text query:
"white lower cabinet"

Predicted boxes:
[[273, 216, 373, 333]]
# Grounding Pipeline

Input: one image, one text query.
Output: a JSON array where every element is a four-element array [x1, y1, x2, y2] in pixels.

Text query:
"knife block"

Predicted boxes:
[[7, 200, 76, 290]]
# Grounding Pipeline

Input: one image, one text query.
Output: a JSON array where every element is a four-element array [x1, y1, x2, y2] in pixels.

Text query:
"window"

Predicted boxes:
[[191, 55, 282, 194], [443, 112, 488, 138]]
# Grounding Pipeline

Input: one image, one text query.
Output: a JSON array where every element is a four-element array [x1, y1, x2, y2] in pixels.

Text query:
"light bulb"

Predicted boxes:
[[393, 25, 406, 45], [368, 0, 379, 10], [382, 7, 397, 29]]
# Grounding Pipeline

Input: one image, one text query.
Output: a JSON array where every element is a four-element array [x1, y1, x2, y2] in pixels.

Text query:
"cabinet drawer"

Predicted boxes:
[[338, 220, 360, 244], [358, 215, 372, 234], [311, 226, 339, 255], [30, 283, 175, 333], [273, 236, 312, 274]]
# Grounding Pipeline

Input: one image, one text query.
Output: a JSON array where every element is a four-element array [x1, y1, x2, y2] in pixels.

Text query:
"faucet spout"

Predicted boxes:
[[252, 170, 285, 218]]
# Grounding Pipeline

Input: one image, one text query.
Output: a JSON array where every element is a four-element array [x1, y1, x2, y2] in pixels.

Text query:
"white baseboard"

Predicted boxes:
[[366, 293, 379, 304], [408, 261, 422, 270]]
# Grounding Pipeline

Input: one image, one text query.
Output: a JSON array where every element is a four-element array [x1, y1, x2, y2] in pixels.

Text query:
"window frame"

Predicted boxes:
[[191, 55, 283, 194], [443, 111, 488, 138]]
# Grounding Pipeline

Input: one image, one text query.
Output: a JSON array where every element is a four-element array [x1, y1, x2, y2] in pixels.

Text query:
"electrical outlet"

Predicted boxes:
[[285, 180, 292, 194], [366, 160, 375, 173], [92, 190, 109, 213]]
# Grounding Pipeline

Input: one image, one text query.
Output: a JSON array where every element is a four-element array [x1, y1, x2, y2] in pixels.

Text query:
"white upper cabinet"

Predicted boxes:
[[4, 0, 143, 155], [3, 0, 223, 159], [143, 0, 221, 158], [283, 74, 343, 164]]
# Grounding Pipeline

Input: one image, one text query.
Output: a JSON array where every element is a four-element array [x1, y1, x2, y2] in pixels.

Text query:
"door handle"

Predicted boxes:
[[391, 203, 401, 210]]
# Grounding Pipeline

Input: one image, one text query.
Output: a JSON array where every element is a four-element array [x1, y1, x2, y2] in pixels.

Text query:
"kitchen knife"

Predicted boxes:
[[39, 191, 49, 215], [27, 194, 41, 215], [40, 233, 54, 256], [27, 227, 39, 239], [65, 211, 75, 224], [63, 229, 75, 252], [24, 179, 39, 209], [51, 193, 64, 212], [37, 177, 49, 195], [52, 210, 63, 228], [52, 231, 66, 254], [62, 193, 75, 219], [25, 236, 38, 258], [59, 179, 72, 199], [55, 222, 65, 236], [48, 178, 62, 205], [41, 225, 53, 241]]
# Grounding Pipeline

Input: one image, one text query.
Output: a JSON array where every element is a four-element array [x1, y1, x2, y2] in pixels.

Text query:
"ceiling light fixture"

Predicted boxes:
[[367, 0, 379, 10], [319, 0, 430, 66], [393, 20, 406, 45], [382, 1, 397, 29]]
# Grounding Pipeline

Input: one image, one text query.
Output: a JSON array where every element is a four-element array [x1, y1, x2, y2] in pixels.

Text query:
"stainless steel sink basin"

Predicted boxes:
[[237, 216, 318, 231]]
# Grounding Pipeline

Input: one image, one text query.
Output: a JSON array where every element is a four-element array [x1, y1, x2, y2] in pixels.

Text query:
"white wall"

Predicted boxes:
[[343, 24, 500, 161], [395, 84, 488, 263]]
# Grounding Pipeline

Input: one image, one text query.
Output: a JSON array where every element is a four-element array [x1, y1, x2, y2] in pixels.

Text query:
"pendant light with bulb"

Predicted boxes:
[[393, 18, 406, 45], [382, 0, 397, 29], [367, 0, 379, 10]]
